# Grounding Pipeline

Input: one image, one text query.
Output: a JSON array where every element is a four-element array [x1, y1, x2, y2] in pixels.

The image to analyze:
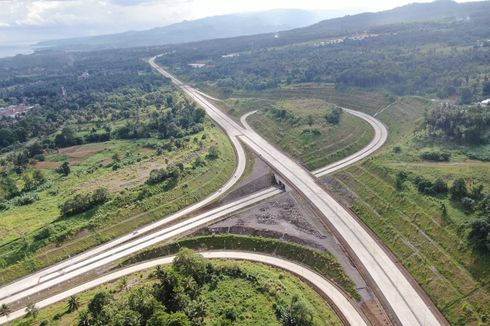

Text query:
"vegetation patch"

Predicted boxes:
[[123, 234, 359, 300], [223, 97, 374, 170], [5, 249, 342, 326], [327, 98, 490, 325]]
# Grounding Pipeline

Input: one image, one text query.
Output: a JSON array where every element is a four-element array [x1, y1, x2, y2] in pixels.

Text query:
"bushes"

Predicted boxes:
[[147, 167, 180, 185], [123, 234, 359, 300], [325, 107, 342, 125], [59, 188, 109, 217], [206, 146, 220, 160], [13, 193, 39, 206], [410, 176, 448, 196], [468, 217, 490, 253], [420, 151, 451, 162]]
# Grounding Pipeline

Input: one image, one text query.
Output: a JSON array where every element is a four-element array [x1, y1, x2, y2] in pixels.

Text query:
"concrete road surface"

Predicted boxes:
[[0, 251, 368, 326], [150, 57, 444, 326], [0, 188, 281, 306]]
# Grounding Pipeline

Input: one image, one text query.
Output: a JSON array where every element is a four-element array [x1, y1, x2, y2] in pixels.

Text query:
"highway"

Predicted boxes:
[[0, 57, 440, 326], [0, 251, 368, 326], [150, 57, 443, 326], [0, 187, 281, 306], [312, 108, 388, 177], [0, 84, 248, 303]]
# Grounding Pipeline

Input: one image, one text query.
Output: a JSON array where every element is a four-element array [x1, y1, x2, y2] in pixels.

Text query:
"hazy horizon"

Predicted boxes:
[[0, 0, 485, 58]]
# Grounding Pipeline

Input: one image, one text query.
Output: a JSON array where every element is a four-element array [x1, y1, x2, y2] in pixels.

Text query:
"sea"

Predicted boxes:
[[0, 43, 34, 59]]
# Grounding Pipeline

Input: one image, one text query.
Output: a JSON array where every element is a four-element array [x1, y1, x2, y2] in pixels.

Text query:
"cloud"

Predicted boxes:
[[108, 0, 157, 5]]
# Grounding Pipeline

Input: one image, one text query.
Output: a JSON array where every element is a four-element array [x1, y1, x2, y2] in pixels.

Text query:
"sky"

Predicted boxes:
[[0, 0, 480, 45]]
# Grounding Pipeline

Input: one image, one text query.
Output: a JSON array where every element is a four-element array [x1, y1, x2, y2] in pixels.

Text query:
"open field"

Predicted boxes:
[[0, 120, 236, 284], [324, 97, 490, 325], [219, 96, 374, 170], [7, 259, 341, 326]]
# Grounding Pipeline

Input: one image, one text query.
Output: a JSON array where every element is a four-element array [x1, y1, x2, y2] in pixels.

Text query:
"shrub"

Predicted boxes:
[[206, 146, 220, 160], [420, 151, 451, 162], [450, 178, 468, 200], [56, 162, 71, 176], [325, 107, 342, 125], [59, 188, 109, 217], [13, 193, 39, 206], [147, 167, 180, 185]]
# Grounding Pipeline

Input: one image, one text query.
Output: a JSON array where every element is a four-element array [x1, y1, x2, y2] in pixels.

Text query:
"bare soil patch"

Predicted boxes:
[[34, 161, 61, 169]]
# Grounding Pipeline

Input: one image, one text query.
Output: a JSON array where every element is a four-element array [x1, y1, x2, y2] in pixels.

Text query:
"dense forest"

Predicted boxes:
[[0, 48, 165, 151], [424, 104, 490, 145], [158, 15, 490, 100]]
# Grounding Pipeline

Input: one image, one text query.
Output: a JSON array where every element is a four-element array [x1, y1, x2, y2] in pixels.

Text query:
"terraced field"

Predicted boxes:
[[325, 97, 490, 325], [0, 121, 236, 285]]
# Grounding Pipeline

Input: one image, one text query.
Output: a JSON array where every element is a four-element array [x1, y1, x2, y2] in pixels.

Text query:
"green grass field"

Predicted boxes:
[[8, 260, 341, 326], [327, 97, 490, 325], [0, 120, 236, 285]]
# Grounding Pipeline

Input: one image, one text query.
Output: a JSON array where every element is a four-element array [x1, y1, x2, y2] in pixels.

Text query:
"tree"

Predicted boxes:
[[450, 178, 468, 200], [0, 176, 19, 199], [276, 295, 313, 326], [147, 309, 191, 326], [325, 107, 342, 125], [33, 170, 46, 186], [0, 304, 10, 317], [22, 174, 35, 192], [54, 127, 79, 148], [206, 146, 220, 160], [395, 171, 408, 191], [0, 128, 16, 148], [67, 295, 80, 313], [172, 249, 209, 286], [78, 310, 92, 326], [186, 298, 206, 325], [433, 178, 448, 194], [154, 269, 189, 312], [25, 303, 39, 318], [468, 217, 490, 253], [482, 81, 490, 96], [88, 291, 112, 316], [56, 161, 71, 176], [127, 286, 159, 323]]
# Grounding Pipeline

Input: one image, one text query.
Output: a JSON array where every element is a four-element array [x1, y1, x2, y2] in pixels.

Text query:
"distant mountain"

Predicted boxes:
[[36, 9, 339, 51], [282, 0, 490, 40], [167, 0, 490, 55]]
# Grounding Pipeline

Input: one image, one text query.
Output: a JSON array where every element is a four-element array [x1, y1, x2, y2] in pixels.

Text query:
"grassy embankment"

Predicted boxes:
[[327, 96, 490, 325], [199, 83, 490, 324], [123, 234, 359, 300], [8, 259, 342, 326], [216, 87, 378, 170], [0, 120, 236, 285]]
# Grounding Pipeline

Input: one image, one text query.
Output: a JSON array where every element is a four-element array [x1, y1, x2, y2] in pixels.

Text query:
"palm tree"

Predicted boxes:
[[0, 304, 10, 317], [78, 310, 91, 326], [67, 295, 80, 313], [25, 303, 38, 318]]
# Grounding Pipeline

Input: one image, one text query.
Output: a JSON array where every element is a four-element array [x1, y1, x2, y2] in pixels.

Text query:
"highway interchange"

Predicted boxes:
[[0, 56, 443, 325]]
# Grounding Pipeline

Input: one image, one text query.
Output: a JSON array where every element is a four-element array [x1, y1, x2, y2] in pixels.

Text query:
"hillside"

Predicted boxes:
[[165, 0, 490, 55], [36, 9, 327, 51]]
